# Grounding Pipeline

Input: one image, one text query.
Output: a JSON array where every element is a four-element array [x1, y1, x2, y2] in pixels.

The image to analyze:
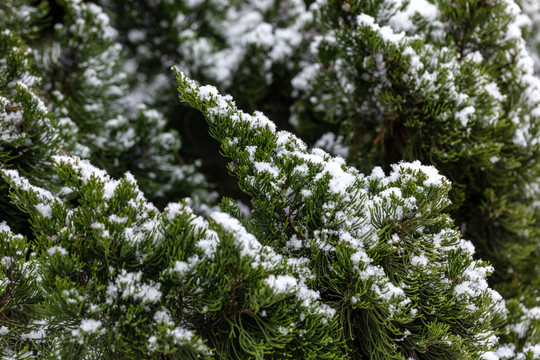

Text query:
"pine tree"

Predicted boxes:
[[288, 0, 538, 328], [0, 223, 43, 359], [0, 1, 217, 356], [0, 5, 72, 355], [0, 0, 75, 236], [94, 0, 313, 199], [287, 1, 540, 357], [517, 0, 540, 73], [91, 0, 540, 301], [176, 68, 505, 359], [2, 0, 540, 358], [95, 0, 307, 113], [1, 156, 343, 359], [34, 0, 215, 210]]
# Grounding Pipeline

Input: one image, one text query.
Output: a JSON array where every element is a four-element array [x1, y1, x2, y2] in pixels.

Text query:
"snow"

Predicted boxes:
[[300, 189, 311, 197], [410, 254, 428, 267], [484, 82, 505, 102], [2, 169, 59, 204], [15, 82, 48, 113], [197, 84, 220, 102], [370, 166, 385, 179], [107, 270, 162, 304], [350, 250, 372, 266], [20, 328, 46, 341], [153, 309, 172, 324], [528, 306, 540, 319], [0, 221, 22, 239], [381, 161, 446, 189], [148, 335, 158, 348], [169, 326, 197, 344], [465, 51, 484, 63], [177, 0, 307, 85], [79, 319, 102, 333], [357, 14, 405, 44], [311, 152, 357, 196], [195, 234, 219, 258], [52, 156, 125, 200], [71, 319, 102, 344], [511, 320, 529, 339], [292, 164, 309, 175], [108, 215, 127, 223], [285, 235, 303, 250], [270, 28, 302, 61], [481, 351, 500, 360], [127, 29, 145, 42], [211, 212, 265, 260], [313, 132, 349, 158], [254, 161, 280, 177], [172, 261, 189, 274], [389, 0, 440, 32], [371, 281, 408, 304], [244, 22, 274, 47], [250, 110, 276, 132], [47, 246, 67, 256], [52, 156, 109, 184], [496, 344, 516, 358], [291, 63, 320, 94], [0, 256, 13, 267], [522, 344, 540, 357], [265, 274, 297, 293], [35, 203, 52, 218], [456, 106, 475, 127], [454, 262, 493, 300]]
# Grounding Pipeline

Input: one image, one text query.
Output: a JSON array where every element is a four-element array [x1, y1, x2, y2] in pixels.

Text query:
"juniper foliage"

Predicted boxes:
[[35, 0, 215, 209], [1, 156, 343, 359], [0, 4, 74, 236], [176, 69, 505, 359], [1, 0, 540, 359], [291, 0, 540, 297], [0, 223, 42, 359]]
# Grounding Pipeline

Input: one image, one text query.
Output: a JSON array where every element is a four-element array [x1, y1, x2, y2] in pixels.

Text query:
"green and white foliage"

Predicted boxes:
[[96, 0, 310, 117], [0, 0, 48, 40], [101, 105, 216, 211], [0, 222, 43, 359], [0, 15, 58, 342], [0, 5, 75, 234], [516, 0, 540, 73], [35, 0, 213, 208], [482, 298, 540, 360], [291, 0, 540, 294], [1, 155, 342, 359], [173, 0, 307, 89], [0, 29, 66, 175], [177, 69, 505, 359], [36, 0, 126, 158]]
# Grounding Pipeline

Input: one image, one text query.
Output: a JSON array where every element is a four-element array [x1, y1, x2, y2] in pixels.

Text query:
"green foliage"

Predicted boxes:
[[176, 69, 505, 359], [0, 10, 74, 235], [93, 0, 314, 199], [291, 0, 540, 299], [0, 0, 48, 40], [286, 2, 540, 356], [1, 156, 343, 359], [0, 223, 43, 359], [1, 0, 540, 358], [518, 0, 540, 74], [34, 0, 214, 209]]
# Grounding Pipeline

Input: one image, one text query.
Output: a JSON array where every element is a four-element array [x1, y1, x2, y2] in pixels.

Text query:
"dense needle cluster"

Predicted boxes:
[[1, 0, 539, 359]]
